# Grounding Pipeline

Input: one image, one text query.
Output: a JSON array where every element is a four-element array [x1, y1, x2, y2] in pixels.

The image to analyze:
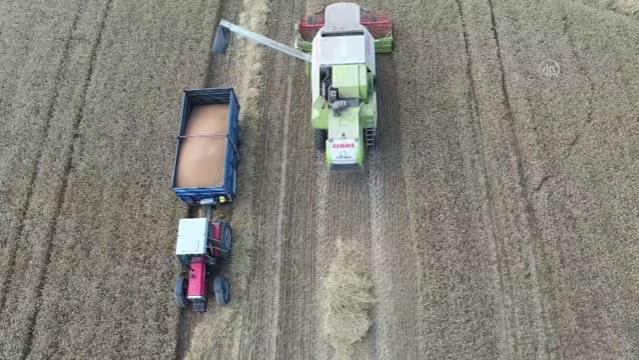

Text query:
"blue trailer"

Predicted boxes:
[[171, 87, 240, 205]]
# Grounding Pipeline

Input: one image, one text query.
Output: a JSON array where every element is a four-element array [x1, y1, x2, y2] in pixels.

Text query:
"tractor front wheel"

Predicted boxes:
[[213, 275, 231, 305], [314, 129, 327, 152], [174, 275, 189, 308]]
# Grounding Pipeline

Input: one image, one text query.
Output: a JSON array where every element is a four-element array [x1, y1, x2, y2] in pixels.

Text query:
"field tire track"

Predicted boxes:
[[454, 0, 514, 357], [560, 13, 595, 125], [270, 74, 293, 357], [313, 162, 331, 360], [20, 1, 114, 358], [486, 0, 553, 356], [0, 0, 85, 316], [366, 55, 423, 359], [234, 0, 310, 358], [556, 7, 596, 166]]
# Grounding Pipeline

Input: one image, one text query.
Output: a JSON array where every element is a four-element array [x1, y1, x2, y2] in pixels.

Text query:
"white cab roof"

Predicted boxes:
[[317, 35, 366, 65], [176, 218, 208, 255]]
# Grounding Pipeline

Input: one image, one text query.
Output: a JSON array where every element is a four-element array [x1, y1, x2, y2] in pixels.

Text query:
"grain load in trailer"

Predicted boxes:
[[176, 104, 230, 188], [172, 87, 240, 205]]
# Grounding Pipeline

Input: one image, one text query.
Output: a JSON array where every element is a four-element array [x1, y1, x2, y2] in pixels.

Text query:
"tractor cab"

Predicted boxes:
[[174, 218, 232, 312]]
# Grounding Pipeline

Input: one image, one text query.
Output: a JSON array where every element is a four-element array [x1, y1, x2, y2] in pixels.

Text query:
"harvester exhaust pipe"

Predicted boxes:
[[212, 20, 311, 63]]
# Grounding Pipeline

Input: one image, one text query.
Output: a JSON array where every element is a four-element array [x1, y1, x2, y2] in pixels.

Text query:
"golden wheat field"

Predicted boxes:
[[0, 0, 638, 359]]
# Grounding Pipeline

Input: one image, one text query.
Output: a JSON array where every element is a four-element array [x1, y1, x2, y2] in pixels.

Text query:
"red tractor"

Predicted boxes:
[[174, 218, 232, 312]]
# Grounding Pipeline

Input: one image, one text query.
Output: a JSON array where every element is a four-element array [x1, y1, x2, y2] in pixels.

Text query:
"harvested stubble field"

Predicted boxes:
[[0, 0, 637, 359]]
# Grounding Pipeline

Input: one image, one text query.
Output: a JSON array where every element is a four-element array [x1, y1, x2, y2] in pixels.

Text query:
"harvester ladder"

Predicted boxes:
[[365, 127, 376, 148]]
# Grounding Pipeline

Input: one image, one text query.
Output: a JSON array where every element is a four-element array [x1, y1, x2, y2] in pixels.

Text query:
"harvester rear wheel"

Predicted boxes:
[[213, 275, 231, 305], [314, 129, 327, 152], [174, 275, 189, 308]]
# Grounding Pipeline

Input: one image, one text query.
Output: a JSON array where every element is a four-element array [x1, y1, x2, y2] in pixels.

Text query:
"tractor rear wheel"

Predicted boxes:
[[314, 129, 327, 152], [174, 275, 189, 308], [213, 275, 231, 305], [221, 224, 233, 259]]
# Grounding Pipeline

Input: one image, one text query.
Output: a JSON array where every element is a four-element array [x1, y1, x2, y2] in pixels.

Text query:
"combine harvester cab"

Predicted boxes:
[[171, 87, 240, 312]]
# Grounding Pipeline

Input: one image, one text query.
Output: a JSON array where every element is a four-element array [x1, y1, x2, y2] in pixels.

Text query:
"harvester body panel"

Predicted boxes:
[[311, 97, 329, 129], [331, 64, 368, 99], [326, 107, 364, 168]]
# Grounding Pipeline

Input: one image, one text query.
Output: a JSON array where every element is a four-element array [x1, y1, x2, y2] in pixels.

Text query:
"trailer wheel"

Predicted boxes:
[[221, 224, 233, 259], [174, 275, 189, 308], [213, 275, 231, 305], [314, 129, 327, 152]]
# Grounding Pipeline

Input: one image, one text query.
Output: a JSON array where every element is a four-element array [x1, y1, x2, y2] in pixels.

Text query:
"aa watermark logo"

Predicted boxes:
[[538, 59, 560, 79]]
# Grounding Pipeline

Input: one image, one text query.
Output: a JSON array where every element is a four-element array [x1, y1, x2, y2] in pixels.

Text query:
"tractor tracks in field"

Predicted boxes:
[[236, 0, 315, 357], [481, 0, 552, 356], [557, 9, 595, 165], [0, 1, 85, 317], [560, 13, 595, 126], [454, 0, 515, 357], [268, 73, 293, 358], [366, 55, 423, 359], [19, 0, 114, 357]]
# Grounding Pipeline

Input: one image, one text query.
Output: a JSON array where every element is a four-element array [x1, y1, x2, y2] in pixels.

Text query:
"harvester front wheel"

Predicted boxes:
[[314, 129, 327, 152], [213, 275, 231, 305]]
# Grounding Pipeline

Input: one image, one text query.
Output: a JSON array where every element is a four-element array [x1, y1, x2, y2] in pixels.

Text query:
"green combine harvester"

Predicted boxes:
[[213, 3, 394, 170]]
